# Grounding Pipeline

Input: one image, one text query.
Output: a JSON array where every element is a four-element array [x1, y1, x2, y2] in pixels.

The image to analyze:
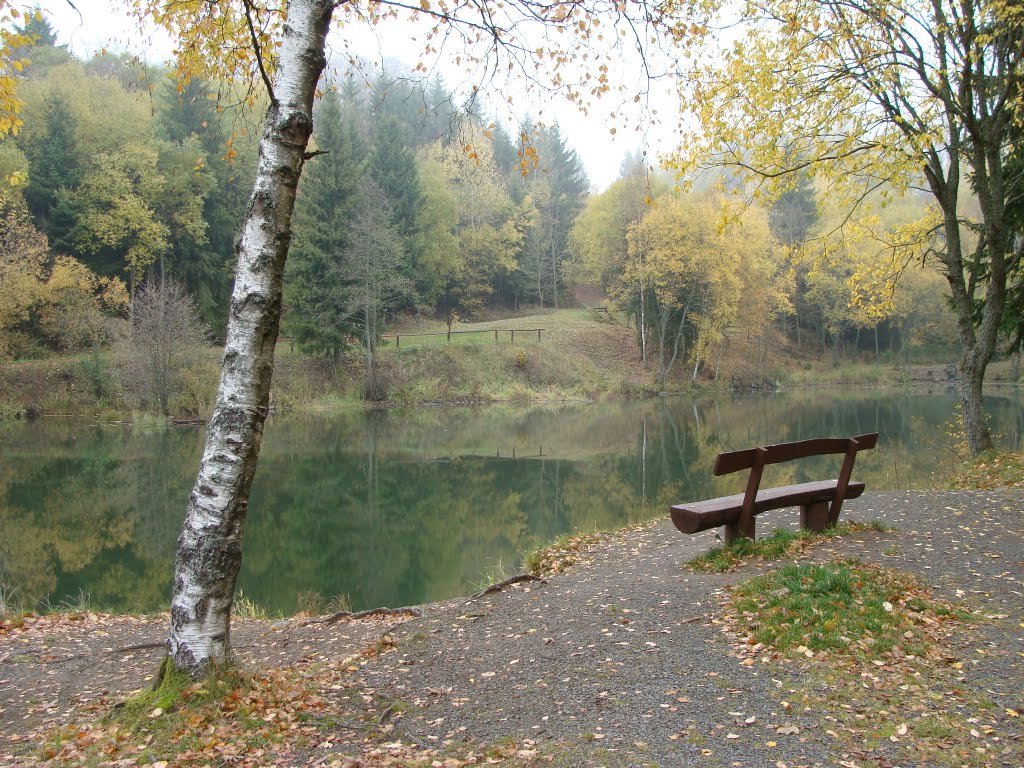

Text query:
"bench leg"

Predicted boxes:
[[800, 502, 830, 533], [723, 518, 755, 546]]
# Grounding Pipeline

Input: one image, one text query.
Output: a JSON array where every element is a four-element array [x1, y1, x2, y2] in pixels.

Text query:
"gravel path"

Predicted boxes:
[[2, 490, 1022, 767], [355, 490, 1024, 767]]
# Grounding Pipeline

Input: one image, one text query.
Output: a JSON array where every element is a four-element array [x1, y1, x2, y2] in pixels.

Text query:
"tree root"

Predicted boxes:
[[466, 574, 546, 602], [304, 606, 422, 627]]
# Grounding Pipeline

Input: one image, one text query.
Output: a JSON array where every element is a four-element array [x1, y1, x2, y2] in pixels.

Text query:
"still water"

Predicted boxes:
[[2, 389, 1023, 614]]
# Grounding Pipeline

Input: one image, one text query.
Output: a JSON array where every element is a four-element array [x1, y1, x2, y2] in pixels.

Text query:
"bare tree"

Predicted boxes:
[[119, 278, 208, 417]]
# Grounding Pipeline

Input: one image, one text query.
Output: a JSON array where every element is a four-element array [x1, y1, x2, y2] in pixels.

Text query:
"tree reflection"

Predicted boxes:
[[0, 391, 1004, 612]]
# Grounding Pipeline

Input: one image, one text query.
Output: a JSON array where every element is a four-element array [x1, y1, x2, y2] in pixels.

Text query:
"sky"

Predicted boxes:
[[32, 0, 686, 191]]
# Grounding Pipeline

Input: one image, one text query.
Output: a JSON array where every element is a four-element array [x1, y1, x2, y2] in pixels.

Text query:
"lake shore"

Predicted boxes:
[[3, 308, 1006, 423], [2, 489, 1022, 767]]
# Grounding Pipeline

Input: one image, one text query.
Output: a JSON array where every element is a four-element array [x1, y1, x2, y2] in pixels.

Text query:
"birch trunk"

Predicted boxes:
[[168, 0, 334, 678]]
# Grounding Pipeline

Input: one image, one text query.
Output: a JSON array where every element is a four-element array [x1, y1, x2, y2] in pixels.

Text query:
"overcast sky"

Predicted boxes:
[[33, 0, 684, 191]]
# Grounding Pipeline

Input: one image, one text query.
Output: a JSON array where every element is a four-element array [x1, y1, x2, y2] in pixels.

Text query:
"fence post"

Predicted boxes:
[[511, 330, 515, 343], [396, 335, 400, 348], [494, 330, 498, 342], [537, 329, 541, 341]]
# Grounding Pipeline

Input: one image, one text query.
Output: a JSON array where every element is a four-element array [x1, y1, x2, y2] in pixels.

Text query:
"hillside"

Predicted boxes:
[[0, 308, 987, 421], [269, 309, 657, 409]]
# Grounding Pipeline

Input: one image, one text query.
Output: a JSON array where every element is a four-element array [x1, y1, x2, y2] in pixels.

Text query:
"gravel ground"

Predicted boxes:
[[2, 490, 1022, 767], [355, 490, 1024, 767]]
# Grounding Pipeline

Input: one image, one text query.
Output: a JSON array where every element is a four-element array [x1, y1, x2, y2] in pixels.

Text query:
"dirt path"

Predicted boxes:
[[2, 490, 1023, 767]]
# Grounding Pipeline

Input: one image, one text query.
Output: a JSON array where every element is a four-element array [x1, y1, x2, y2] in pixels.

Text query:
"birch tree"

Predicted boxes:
[[121, 0, 686, 678], [673, 0, 1024, 454]]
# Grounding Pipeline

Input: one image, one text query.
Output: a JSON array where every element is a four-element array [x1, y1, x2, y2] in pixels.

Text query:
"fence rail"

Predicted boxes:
[[381, 328, 545, 347]]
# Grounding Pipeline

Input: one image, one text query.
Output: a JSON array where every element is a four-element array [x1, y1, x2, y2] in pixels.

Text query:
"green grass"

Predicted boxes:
[[270, 309, 650, 408], [0, 580, 20, 617], [724, 559, 1001, 767], [730, 560, 967, 659], [472, 557, 519, 591], [232, 589, 274, 619], [687, 520, 895, 572]]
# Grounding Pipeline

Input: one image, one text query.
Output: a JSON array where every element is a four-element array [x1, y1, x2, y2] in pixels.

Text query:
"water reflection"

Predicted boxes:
[[1, 390, 1020, 613]]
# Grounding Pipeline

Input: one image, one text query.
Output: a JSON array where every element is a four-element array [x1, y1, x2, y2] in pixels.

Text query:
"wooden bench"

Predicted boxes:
[[669, 433, 878, 546]]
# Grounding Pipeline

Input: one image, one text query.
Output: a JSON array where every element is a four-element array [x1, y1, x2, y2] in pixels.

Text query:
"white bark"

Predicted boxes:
[[168, 0, 334, 677]]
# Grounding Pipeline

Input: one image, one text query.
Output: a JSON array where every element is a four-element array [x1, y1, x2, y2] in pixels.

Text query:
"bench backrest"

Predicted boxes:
[[713, 433, 879, 476]]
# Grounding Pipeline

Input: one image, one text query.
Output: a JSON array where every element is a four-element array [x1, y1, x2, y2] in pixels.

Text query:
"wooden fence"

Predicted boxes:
[[381, 328, 545, 347]]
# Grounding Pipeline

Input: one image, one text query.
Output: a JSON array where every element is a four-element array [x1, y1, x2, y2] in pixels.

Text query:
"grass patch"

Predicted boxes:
[[232, 589, 274, 619], [728, 560, 969, 660], [295, 589, 351, 616], [949, 450, 1024, 489], [723, 561, 1011, 767], [0, 397, 26, 421], [0, 580, 21, 617], [687, 520, 895, 573], [472, 557, 519, 591]]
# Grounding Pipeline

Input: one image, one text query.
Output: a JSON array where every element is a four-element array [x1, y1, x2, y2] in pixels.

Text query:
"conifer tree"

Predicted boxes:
[[284, 89, 367, 360], [369, 115, 423, 302]]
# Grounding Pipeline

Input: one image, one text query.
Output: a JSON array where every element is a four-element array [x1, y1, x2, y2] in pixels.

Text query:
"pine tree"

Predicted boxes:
[[526, 123, 589, 307], [369, 115, 423, 303], [284, 89, 367, 359], [23, 94, 81, 251]]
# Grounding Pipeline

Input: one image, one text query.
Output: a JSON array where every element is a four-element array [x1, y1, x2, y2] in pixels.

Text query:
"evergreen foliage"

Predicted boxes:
[[285, 90, 367, 359]]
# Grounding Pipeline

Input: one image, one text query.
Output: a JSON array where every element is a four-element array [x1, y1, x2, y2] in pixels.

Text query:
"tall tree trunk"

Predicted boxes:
[[550, 230, 559, 310], [638, 281, 647, 367], [959, 355, 991, 453], [167, 0, 333, 678]]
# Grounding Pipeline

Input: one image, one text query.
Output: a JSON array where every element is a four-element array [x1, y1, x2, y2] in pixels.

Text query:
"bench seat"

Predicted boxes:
[[670, 479, 866, 534]]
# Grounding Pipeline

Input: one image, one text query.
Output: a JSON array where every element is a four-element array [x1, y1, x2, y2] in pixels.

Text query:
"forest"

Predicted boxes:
[[0, 11, 965, 410]]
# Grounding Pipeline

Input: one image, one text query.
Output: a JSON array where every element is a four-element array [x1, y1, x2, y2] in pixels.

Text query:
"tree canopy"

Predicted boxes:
[[672, 0, 1024, 453]]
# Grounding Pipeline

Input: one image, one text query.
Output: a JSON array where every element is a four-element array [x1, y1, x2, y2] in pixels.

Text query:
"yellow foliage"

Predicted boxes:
[[0, 0, 37, 136], [0, 194, 128, 358], [630, 191, 788, 367]]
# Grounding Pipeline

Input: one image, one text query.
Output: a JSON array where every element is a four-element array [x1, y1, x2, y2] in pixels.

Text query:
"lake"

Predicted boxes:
[[2, 388, 1022, 615]]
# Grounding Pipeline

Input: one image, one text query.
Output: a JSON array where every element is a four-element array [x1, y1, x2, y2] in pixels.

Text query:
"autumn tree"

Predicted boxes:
[[0, 191, 127, 362], [155, 76, 252, 329], [633, 191, 787, 383], [675, 0, 1024, 454], [0, 190, 48, 357], [569, 157, 668, 364], [420, 130, 527, 316]]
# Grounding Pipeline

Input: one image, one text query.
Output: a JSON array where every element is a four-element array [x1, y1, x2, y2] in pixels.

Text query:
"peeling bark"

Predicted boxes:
[[168, 0, 334, 678]]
